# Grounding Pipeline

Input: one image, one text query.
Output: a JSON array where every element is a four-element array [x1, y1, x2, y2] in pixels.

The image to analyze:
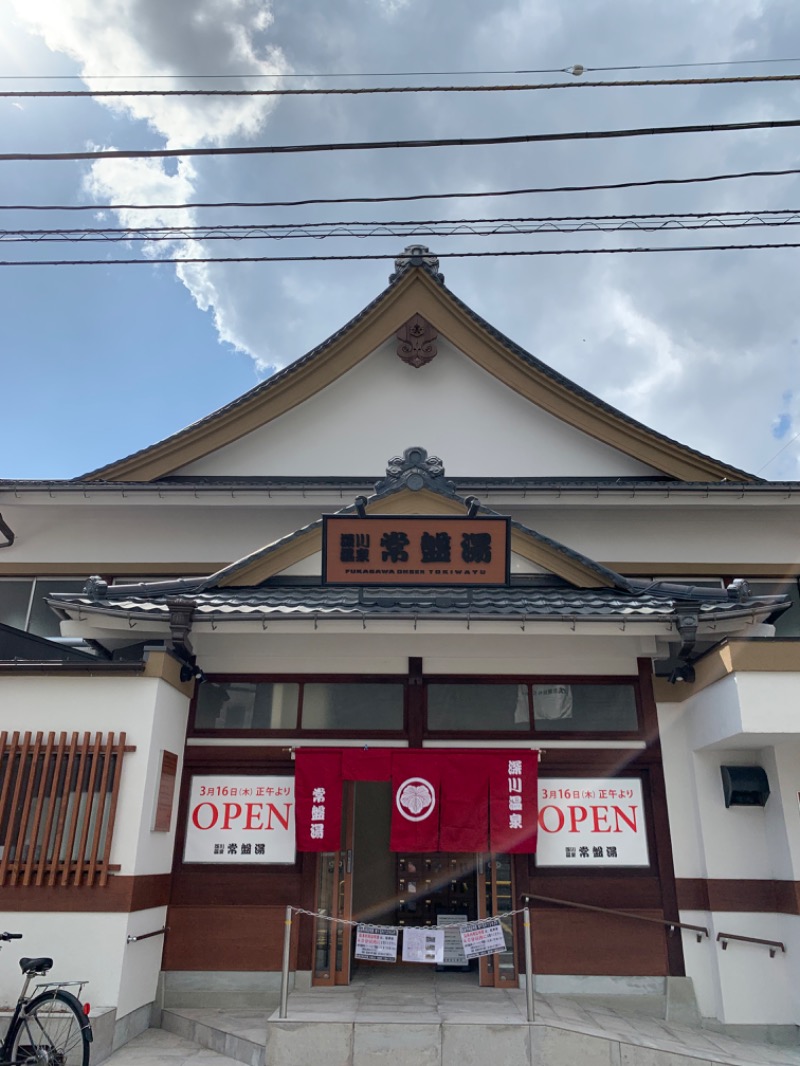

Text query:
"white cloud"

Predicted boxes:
[[11, 0, 291, 366]]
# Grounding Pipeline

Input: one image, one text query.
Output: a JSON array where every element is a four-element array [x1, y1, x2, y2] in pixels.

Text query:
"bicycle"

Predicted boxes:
[[0, 933, 92, 1066]]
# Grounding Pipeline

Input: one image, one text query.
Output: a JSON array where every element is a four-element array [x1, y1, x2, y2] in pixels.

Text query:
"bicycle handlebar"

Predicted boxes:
[[1, 932, 23, 940]]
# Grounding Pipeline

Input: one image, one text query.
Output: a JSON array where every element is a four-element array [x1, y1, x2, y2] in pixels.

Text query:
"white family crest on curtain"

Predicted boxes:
[[396, 777, 437, 821]]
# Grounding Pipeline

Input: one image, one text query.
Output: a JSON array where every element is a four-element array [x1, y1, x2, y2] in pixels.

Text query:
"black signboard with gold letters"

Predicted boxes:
[[322, 515, 510, 586]]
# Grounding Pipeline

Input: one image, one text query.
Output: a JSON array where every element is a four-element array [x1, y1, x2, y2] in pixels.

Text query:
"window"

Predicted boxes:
[[301, 683, 404, 731], [195, 682, 300, 730], [0, 578, 87, 638], [426, 683, 527, 732], [747, 579, 800, 637], [425, 681, 639, 735], [0, 731, 131, 887], [192, 680, 405, 734]]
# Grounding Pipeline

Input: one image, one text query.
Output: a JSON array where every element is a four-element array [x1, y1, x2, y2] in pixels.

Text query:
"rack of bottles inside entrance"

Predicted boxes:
[[278, 903, 535, 1022]]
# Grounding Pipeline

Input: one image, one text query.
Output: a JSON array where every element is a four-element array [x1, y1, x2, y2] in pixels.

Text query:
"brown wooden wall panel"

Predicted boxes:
[[531, 909, 669, 976], [676, 878, 800, 915], [1, 873, 171, 912], [522, 873, 664, 911], [163, 905, 298, 971]]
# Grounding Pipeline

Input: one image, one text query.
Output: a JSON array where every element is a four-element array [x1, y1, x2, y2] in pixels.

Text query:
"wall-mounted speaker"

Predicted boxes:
[[720, 765, 770, 808]]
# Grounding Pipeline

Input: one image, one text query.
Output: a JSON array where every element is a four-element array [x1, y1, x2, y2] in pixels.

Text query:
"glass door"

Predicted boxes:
[[312, 783, 355, 986], [478, 854, 518, 987]]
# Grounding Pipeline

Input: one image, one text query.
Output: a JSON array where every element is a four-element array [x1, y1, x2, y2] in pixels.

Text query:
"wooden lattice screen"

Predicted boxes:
[[0, 731, 132, 887]]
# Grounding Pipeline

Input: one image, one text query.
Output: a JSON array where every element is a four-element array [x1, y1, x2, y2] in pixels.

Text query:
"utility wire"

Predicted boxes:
[[5, 212, 800, 242], [6, 117, 800, 163], [6, 73, 800, 97], [4, 243, 800, 266], [3, 57, 800, 80], [3, 166, 800, 212]]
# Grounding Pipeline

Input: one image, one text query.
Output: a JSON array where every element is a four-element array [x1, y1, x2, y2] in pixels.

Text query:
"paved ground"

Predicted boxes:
[[101, 970, 800, 1066]]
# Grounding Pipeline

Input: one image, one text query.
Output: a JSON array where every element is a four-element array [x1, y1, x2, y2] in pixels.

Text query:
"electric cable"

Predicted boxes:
[[3, 56, 800, 80], [5, 117, 800, 163], [4, 242, 800, 266], [4, 166, 800, 212], [4, 211, 800, 242], [5, 72, 800, 97]]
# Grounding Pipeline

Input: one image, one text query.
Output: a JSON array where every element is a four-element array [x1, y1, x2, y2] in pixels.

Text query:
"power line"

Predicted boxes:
[[5, 166, 800, 213], [4, 242, 800, 266], [6, 117, 800, 163], [6, 72, 800, 98], [3, 57, 800, 80], [5, 211, 800, 242]]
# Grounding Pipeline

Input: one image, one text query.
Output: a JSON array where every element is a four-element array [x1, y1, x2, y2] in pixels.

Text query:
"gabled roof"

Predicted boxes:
[[50, 450, 786, 635], [82, 253, 756, 485]]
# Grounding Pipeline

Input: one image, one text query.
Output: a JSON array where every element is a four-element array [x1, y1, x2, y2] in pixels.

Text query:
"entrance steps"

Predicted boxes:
[[157, 971, 800, 1066]]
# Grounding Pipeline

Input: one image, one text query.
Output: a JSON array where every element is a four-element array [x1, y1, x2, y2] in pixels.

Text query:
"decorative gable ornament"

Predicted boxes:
[[396, 314, 438, 368]]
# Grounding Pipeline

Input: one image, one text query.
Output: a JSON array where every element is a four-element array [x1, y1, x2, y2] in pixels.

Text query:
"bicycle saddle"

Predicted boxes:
[[20, 957, 53, 975]]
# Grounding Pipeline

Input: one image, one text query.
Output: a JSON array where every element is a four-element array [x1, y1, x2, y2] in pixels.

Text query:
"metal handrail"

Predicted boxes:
[[126, 927, 167, 944], [716, 931, 785, 958], [523, 893, 710, 943]]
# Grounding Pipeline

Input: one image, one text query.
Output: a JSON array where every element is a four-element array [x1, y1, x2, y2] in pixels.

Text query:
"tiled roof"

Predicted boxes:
[[48, 582, 787, 624]]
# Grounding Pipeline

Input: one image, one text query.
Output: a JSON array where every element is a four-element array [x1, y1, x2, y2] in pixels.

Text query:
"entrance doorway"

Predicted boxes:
[[311, 782, 518, 987]]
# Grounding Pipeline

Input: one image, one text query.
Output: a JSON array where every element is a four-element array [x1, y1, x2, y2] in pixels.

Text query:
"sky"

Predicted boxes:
[[1, 0, 800, 481]]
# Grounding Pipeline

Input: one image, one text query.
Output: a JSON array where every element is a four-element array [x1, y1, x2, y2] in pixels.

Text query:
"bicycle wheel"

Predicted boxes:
[[9, 989, 91, 1066]]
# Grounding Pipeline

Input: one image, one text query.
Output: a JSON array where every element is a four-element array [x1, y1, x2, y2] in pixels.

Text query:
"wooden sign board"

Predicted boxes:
[[323, 515, 510, 586]]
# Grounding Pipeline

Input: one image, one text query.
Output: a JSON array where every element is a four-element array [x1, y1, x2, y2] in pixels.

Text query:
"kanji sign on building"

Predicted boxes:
[[323, 516, 510, 586]]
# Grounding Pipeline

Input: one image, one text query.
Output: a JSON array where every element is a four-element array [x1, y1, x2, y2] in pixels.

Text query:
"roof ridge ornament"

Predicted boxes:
[[396, 313, 438, 368], [374, 447, 455, 496], [389, 244, 445, 284]]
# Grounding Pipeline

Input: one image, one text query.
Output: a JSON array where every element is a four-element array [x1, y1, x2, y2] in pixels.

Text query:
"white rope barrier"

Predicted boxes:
[[278, 905, 535, 1022]]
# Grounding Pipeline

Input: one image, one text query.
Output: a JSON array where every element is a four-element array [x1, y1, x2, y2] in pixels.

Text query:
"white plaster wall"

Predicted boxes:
[[0, 913, 128, 1015], [128, 680, 190, 875], [707, 911, 799, 1024], [3, 495, 800, 575], [0, 907, 166, 1019], [659, 677, 800, 1025], [760, 739, 800, 877], [690, 747, 772, 880], [191, 631, 648, 677], [118, 907, 168, 1019], [656, 701, 707, 878], [682, 673, 800, 751], [0, 676, 190, 1018], [176, 339, 661, 479], [0, 676, 188, 875]]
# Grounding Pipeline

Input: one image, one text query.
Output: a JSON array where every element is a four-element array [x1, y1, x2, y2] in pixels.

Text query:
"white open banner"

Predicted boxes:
[[183, 774, 296, 864], [355, 925, 399, 962], [536, 777, 649, 867]]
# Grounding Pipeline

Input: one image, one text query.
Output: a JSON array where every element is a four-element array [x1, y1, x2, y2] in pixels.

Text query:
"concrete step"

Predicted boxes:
[[159, 1001, 800, 1066]]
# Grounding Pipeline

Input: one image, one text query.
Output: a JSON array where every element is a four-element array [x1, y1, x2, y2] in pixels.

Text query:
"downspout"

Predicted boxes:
[[0, 512, 15, 548]]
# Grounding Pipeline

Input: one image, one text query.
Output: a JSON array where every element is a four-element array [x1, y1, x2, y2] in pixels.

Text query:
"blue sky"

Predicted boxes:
[[2, 0, 800, 481]]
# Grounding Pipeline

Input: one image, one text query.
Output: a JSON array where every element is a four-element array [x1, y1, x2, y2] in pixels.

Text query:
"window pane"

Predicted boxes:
[[28, 579, 87, 637], [0, 581, 33, 631], [747, 580, 800, 637], [302, 683, 404, 731], [426, 684, 528, 732], [533, 684, 638, 732], [194, 682, 299, 730]]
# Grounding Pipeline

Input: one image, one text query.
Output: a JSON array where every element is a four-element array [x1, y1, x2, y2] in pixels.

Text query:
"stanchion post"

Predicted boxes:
[[523, 905, 535, 1022], [279, 906, 292, 1019]]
